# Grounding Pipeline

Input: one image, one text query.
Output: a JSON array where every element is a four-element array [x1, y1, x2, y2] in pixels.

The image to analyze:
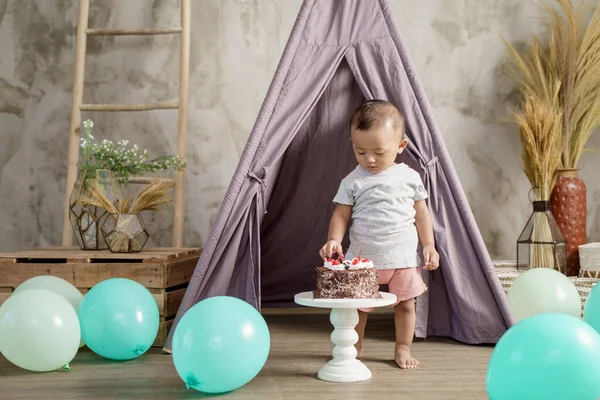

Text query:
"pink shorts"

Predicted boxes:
[[359, 267, 427, 312]]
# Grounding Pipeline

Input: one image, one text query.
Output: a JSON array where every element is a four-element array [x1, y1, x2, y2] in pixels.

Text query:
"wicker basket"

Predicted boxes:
[[579, 243, 600, 278]]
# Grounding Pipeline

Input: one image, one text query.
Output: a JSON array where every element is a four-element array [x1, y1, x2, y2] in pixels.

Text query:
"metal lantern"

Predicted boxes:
[[517, 199, 567, 274]]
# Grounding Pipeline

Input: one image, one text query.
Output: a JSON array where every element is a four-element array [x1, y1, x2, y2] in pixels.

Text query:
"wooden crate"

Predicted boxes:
[[0, 247, 201, 347]]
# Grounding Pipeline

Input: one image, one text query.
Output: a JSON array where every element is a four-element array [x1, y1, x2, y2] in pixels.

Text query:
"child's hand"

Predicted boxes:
[[423, 245, 439, 270], [319, 240, 343, 261]]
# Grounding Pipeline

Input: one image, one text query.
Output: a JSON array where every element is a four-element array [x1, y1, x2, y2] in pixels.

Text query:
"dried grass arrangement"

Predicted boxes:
[[515, 85, 565, 270], [77, 180, 174, 252], [500, 1, 586, 271], [78, 180, 174, 215], [504, 0, 600, 169], [513, 85, 564, 200]]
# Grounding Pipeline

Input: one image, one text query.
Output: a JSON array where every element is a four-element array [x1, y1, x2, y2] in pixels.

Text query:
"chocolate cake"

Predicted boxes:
[[314, 256, 382, 299]]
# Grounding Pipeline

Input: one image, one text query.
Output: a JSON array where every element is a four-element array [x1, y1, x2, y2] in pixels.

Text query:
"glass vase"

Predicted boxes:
[[101, 213, 149, 253], [69, 169, 124, 250], [517, 199, 567, 274]]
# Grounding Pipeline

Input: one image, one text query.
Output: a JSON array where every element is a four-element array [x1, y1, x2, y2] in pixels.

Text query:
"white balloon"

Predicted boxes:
[[0, 289, 81, 372], [14, 275, 85, 348], [507, 268, 582, 322]]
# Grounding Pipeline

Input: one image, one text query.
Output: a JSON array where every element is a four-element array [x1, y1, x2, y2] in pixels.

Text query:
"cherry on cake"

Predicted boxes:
[[314, 255, 382, 299]]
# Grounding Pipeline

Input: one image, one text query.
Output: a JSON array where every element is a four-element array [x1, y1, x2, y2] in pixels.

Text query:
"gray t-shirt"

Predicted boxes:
[[333, 163, 428, 270]]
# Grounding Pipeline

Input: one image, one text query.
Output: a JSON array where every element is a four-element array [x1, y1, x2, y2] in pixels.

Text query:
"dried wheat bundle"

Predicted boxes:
[[514, 84, 564, 198], [76, 182, 119, 216], [77, 180, 173, 215], [515, 85, 564, 269], [127, 180, 174, 214], [504, 0, 600, 169]]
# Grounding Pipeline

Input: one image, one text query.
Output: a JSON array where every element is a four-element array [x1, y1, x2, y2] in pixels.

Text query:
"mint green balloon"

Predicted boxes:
[[507, 268, 581, 322], [486, 313, 600, 400], [172, 296, 270, 393], [0, 289, 80, 372], [14, 275, 85, 348], [78, 278, 159, 360]]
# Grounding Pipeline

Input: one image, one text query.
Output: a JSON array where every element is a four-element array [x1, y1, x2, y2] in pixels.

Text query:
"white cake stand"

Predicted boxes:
[[294, 291, 397, 383]]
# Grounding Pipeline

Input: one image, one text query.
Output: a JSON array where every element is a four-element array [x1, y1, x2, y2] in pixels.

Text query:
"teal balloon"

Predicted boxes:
[[584, 283, 600, 334], [172, 296, 270, 393], [486, 313, 600, 400], [78, 278, 159, 360]]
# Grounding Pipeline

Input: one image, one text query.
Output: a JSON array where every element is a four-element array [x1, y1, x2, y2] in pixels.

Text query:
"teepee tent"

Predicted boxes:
[[164, 0, 514, 350]]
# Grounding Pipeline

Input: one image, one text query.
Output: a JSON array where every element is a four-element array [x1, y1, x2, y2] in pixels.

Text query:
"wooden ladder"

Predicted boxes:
[[61, 0, 191, 248]]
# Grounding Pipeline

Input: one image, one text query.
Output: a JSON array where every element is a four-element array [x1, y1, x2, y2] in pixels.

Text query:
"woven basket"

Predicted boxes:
[[579, 243, 600, 278]]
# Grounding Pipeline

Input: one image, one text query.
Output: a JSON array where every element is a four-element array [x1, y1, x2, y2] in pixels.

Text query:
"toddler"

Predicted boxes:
[[319, 99, 439, 369]]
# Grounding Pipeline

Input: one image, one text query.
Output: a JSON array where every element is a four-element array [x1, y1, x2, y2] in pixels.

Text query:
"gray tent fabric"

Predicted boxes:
[[164, 0, 514, 350]]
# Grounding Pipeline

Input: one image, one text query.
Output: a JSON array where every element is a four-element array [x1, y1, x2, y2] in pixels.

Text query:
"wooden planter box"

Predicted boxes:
[[0, 247, 201, 347]]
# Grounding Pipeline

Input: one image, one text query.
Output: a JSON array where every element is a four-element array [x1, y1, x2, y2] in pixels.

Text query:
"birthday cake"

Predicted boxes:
[[314, 255, 382, 299]]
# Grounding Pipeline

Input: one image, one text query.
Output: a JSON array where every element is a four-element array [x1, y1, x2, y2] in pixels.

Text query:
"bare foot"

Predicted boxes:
[[355, 343, 363, 359], [395, 347, 419, 369]]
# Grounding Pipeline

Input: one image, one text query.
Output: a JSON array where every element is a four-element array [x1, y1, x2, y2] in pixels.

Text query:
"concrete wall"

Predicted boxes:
[[1, 0, 599, 259]]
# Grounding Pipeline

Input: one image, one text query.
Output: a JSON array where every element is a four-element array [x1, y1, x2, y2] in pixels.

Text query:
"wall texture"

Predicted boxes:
[[1, 0, 599, 259]]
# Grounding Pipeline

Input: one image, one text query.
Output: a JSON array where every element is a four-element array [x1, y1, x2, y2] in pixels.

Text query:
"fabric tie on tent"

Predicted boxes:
[[421, 156, 438, 172], [248, 167, 269, 214]]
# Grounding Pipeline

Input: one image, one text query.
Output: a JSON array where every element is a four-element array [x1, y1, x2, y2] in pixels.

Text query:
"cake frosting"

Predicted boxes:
[[323, 256, 374, 271], [314, 254, 382, 299]]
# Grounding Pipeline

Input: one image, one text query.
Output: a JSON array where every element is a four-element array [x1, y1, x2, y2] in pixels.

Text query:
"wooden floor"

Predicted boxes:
[[0, 311, 493, 399]]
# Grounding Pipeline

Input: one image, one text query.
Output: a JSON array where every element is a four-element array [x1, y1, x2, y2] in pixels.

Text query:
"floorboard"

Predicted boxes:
[[0, 312, 493, 399]]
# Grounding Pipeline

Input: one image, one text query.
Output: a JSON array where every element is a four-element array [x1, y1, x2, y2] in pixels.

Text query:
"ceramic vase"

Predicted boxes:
[[549, 169, 587, 276]]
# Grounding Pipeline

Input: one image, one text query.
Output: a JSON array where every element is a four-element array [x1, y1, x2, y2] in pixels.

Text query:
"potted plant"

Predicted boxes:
[[77, 179, 174, 253], [69, 119, 187, 250]]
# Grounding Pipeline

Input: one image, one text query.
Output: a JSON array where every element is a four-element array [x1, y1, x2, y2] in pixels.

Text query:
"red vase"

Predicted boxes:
[[549, 169, 587, 276]]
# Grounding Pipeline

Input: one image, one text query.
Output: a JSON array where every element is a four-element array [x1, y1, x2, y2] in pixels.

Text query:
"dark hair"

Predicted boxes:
[[350, 99, 405, 137]]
